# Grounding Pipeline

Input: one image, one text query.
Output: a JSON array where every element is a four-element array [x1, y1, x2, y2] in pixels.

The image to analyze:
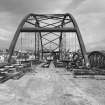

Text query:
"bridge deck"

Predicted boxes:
[[0, 62, 105, 105]]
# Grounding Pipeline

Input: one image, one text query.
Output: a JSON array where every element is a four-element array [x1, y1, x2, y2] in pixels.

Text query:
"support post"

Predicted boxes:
[[35, 32, 36, 59]]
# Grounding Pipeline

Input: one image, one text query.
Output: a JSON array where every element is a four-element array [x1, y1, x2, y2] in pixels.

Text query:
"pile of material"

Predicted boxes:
[[0, 63, 32, 83], [73, 68, 105, 76]]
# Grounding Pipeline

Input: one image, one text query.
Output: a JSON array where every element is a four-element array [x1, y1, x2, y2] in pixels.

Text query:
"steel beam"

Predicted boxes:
[[35, 20, 44, 59], [20, 27, 76, 32], [35, 32, 36, 59], [66, 13, 90, 68], [42, 37, 58, 46], [59, 15, 66, 59]]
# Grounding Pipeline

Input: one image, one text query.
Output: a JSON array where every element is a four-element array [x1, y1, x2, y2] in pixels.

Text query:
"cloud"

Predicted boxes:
[[74, 0, 105, 14], [65, 0, 85, 12], [66, 0, 105, 51], [0, 12, 16, 42], [0, 28, 13, 48], [74, 13, 105, 51], [0, 0, 72, 14], [0, 12, 17, 29], [0, 28, 12, 40]]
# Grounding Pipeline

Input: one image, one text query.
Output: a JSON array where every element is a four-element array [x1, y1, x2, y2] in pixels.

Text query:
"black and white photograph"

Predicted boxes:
[[0, 0, 105, 105]]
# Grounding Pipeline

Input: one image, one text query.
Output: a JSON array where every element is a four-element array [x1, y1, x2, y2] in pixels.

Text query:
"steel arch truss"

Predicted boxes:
[[88, 51, 105, 68], [8, 13, 90, 68]]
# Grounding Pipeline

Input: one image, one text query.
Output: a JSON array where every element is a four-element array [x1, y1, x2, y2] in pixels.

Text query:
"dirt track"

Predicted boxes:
[[0, 62, 105, 105]]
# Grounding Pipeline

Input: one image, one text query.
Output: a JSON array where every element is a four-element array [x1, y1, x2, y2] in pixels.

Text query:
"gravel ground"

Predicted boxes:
[[0, 62, 104, 105]]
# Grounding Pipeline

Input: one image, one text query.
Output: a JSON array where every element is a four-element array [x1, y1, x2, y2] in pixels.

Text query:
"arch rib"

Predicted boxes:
[[66, 13, 90, 68], [8, 13, 37, 62]]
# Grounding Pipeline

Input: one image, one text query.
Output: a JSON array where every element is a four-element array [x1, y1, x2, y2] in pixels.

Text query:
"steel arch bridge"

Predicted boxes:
[[88, 51, 105, 68], [8, 13, 90, 68]]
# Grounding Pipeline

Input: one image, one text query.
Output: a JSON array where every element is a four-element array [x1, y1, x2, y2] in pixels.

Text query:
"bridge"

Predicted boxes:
[[0, 13, 105, 82], [8, 13, 89, 67], [0, 13, 105, 105]]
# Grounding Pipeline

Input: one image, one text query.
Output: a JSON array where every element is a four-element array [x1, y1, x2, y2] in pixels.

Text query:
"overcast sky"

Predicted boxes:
[[0, 0, 105, 51]]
